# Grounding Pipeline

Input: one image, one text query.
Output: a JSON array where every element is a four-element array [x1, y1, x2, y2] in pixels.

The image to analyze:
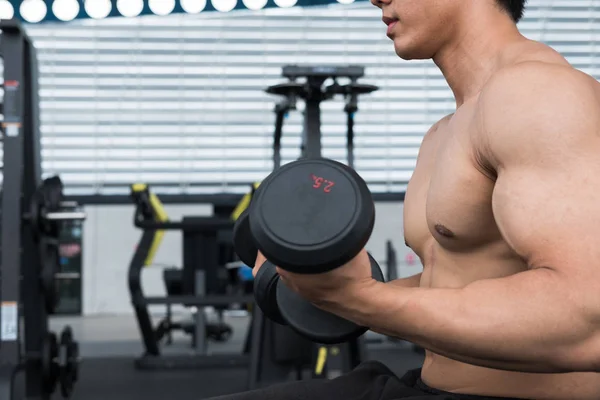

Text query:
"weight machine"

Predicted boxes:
[[129, 185, 320, 390], [267, 65, 379, 168], [128, 186, 250, 371], [244, 65, 380, 381], [0, 19, 85, 399]]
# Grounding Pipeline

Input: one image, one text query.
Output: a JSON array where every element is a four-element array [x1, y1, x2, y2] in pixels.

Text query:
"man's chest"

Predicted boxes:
[[404, 109, 501, 255]]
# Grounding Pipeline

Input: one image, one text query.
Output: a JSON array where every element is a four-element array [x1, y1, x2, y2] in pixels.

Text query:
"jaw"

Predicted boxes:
[[392, 35, 437, 61]]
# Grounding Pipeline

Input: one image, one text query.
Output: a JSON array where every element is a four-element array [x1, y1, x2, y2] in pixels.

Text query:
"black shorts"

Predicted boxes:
[[208, 361, 524, 400]]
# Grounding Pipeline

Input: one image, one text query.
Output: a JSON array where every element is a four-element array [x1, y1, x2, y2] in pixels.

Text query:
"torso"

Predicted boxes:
[[403, 41, 600, 400]]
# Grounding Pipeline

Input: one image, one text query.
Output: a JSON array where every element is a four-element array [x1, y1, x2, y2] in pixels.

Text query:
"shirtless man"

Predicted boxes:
[[213, 1, 600, 399]]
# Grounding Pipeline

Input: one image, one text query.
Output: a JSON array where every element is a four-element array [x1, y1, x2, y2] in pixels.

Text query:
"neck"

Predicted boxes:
[[433, 8, 525, 107]]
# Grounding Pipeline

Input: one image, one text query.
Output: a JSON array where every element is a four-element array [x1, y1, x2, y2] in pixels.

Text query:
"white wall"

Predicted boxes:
[[81, 203, 422, 315]]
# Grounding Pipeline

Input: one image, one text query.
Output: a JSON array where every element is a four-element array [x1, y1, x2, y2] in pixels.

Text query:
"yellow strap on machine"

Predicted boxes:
[[231, 182, 261, 221], [132, 181, 258, 268], [313, 346, 341, 376], [131, 183, 147, 193], [314, 346, 328, 376], [131, 183, 169, 267]]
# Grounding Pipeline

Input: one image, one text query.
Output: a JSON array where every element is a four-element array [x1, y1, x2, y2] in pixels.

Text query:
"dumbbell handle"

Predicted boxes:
[[43, 211, 87, 221]]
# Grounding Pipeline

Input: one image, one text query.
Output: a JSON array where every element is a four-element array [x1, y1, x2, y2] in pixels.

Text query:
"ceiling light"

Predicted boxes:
[[243, 0, 268, 10], [274, 0, 298, 8], [149, 0, 175, 16], [212, 0, 237, 12], [20, 0, 47, 23], [85, 0, 112, 19], [116, 0, 144, 18], [180, 0, 207, 13], [52, 0, 80, 22], [0, 0, 14, 20]]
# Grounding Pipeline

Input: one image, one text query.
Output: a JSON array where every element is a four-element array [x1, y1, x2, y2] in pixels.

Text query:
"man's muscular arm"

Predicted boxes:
[[334, 63, 600, 373], [388, 273, 422, 288]]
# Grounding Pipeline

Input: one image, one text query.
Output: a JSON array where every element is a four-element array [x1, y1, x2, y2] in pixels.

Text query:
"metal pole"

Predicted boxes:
[[302, 98, 322, 159]]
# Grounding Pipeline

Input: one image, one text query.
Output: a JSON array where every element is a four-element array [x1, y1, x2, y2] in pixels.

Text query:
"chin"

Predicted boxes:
[[393, 39, 434, 61], [394, 47, 417, 61]]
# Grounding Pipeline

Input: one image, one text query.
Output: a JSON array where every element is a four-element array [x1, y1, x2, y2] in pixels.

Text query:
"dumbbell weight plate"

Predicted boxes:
[[249, 158, 375, 274], [276, 253, 385, 344], [253, 261, 287, 325], [232, 210, 258, 268]]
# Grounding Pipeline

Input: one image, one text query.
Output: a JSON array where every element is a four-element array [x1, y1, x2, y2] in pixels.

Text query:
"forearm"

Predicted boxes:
[[335, 268, 599, 373]]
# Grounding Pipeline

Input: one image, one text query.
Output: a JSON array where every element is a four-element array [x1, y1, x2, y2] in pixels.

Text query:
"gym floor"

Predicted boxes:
[[46, 314, 424, 400]]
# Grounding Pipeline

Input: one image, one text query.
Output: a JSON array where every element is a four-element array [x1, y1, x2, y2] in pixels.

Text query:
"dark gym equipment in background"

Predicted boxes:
[[268, 65, 379, 169], [0, 19, 86, 399], [128, 184, 249, 370]]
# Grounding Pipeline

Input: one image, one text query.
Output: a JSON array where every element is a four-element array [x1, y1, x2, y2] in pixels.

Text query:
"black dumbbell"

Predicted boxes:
[[234, 209, 288, 325], [233, 158, 385, 344]]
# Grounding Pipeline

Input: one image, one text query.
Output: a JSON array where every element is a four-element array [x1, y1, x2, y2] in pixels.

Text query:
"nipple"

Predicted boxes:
[[434, 223, 455, 238]]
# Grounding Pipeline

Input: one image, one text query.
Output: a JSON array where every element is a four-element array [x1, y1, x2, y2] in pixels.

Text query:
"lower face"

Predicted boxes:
[[386, 21, 422, 60], [385, 19, 446, 61]]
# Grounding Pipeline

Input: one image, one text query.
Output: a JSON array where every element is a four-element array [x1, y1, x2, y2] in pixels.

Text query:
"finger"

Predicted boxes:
[[253, 251, 268, 277]]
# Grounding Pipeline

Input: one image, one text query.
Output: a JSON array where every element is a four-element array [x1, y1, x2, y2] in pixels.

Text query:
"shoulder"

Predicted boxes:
[[417, 114, 453, 158], [478, 62, 600, 116], [480, 61, 596, 113], [424, 114, 453, 141], [480, 38, 584, 104], [476, 62, 600, 168]]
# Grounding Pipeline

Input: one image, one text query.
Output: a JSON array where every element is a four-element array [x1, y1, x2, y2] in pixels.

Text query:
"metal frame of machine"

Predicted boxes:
[[0, 19, 47, 399], [0, 19, 85, 400]]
